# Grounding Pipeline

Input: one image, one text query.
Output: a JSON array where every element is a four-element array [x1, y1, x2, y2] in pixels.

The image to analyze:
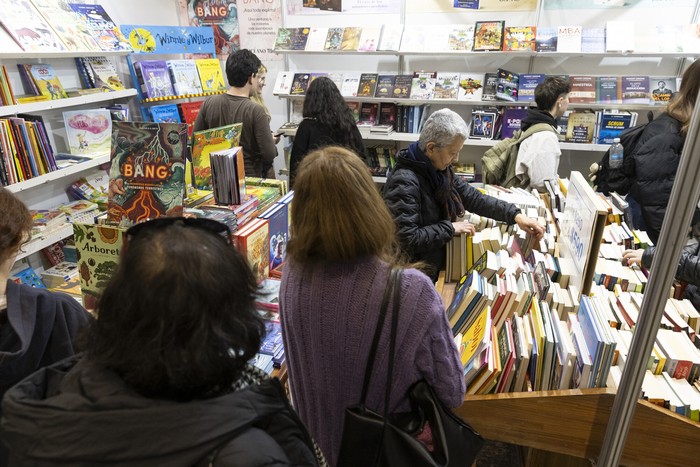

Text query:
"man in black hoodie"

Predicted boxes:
[[514, 76, 571, 191]]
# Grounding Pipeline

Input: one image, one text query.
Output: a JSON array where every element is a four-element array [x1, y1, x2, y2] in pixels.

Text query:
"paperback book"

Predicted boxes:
[[503, 26, 536, 51], [651, 77, 676, 103], [25, 64, 68, 99], [458, 73, 484, 101], [324, 27, 344, 50], [569, 76, 597, 104], [358, 27, 381, 52], [393, 75, 413, 99], [272, 71, 295, 95], [470, 109, 498, 140], [536, 27, 558, 52], [621, 76, 650, 104], [357, 73, 379, 97], [433, 73, 460, 100], [557, 25, 582, 53], [566, 111, 596, 144], [374, 75, 396, 98], [410, 71, 437, 100], [501, 108, 528, 140], [304, 27, 328, 51], [290, 73, 311, 96], [378, 24, 403, 51], [341, 27, 361, 51], [166, 59, 204, 96], [596, 76, 621, 104], [496, 68, 519, 102], [517, 74, 545, 103], [482, 73, 498, 101], [473, 21, 505, 51], [449, 25, 475, 51], [82, 57, 125, 91]]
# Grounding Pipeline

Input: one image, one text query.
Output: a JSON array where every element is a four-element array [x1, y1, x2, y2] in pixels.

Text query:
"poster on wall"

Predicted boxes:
[[287, 0, 401, 15], [238, 0, 283, 61], [407, 0, 536, 13], [178, 0, 239, 56], [544, 0, 695, 9]]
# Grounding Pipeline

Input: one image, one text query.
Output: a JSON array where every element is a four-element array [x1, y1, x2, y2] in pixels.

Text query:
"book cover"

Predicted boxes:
[[72, 222, 125, 309], [434, 72, 460, 100], [166, 59, 203, 96], [30, 0, 101, 52], [209, 146, 245, 205], [500, 108, 528, 140], [358, 102, 379, 125], [536, 27, 558, 52], [651, 77, 676, 103], [393, 75, 413, 99], [581, 27, 606, 53], [358, 26, 381, 52], [150, 104, 182, 123], [137, 60, 175, 98], [458, 73, 484, 101], [569, 76, 597, 104], [191, 123, 243, 191], [324, 27, 344, 51], [449, 25, 475, 51], [410, 71, 437, 100], [274, 27, 295, 50], [68, 3, 130, 52], [63, 109, 112, 157], [340, 73, 361, 97], [318, 0, 342, 12], [470, 110, 498, 140], [517, 74, 545, 102], [346, 102, 360, 122], [496, 68, 519, 102], [557, 25, 582, 53], [233, 218, 270, 284], [0, 0, 66, 52], [290, 73, 311, 96], [473, 21, 505, 51], [258, 203, 288, 274], [26, 64, 68, 99], [482, 73, 498, 101], [340, 27, 361, 51], [621, 76, 650, 104], [378, 103, 397, 128], [503, 26, 536, 52], [596, 76, 621, 104], [272, 71, 295, 95], [304, 27, 328, 51], [597, 111, 635, 144], [374, 75, 396, 98], [107, 122, 188, 226], [356, 73, 379, 97], [290, 27, 310, 50], [84, 57, 125, 91], [195, 59, 226, 93], [378, 24, 403, 51], [179, 101, 203, 136], [566, 111, 597, 143]]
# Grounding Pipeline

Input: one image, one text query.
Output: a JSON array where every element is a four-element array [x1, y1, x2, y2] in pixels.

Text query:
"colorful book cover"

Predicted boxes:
[[107, 122, 188, 226], [393, 75, 413, 99], [274, 27, 295, 50], [0, 0, 66, 52], [68, 3, 130, 52], [290, 73, 311, 96], [358, 27, 381, 52], [410, 72, 437, 100], [84, 57, 125, 91], [596, 76, 621, 104], [536, 27, 558, 52], [501, 108, 528, 140], [63, 109, 111, 157], [597, 112, 635, 144], [458, 73, 484, 101], [569, 76, 597, 104], [166, 59, 203, 96], [503, 26, 536, 51], [73, 222, 125, 309], [517, 74, 545, 102], [621, 76, 650, 104], [195, 58, 226, 93], [473, 21, 505, 51], [30, 0, 101, 52], [191, 123, 243, 191], [137, 60, 175, 99], [496, 68, 519, 102], [357, 73, 378, 97], [434, 73, 460, 100], [340, 27, 361, 51], [557, 25, 582, 53], [150, 104, 182, 123], [26, 64, 68, 99], [449, 25, 475, 51], [233, 218, 270, 284], [179, 101, 203, 136], [470, 110, 498, 140], [324, 27, 344, 51], [259, 203, 288, 274], [651, 77, 676, 103], [374, 75, 396, 98]]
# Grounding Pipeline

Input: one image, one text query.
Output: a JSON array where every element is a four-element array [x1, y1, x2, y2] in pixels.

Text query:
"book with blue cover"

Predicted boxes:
[[517, 74, 544, 102], [150, 104, 182, 123]]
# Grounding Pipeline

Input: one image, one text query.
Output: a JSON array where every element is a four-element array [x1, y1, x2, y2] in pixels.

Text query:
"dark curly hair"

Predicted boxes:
[[303, 76, 358, 146], [0, 187, 32, 265], [84, 219, 264, 401], [226, 49, 262, 87]]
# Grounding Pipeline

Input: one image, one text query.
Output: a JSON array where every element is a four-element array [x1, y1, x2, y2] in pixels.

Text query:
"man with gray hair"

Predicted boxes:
[[384, 108, 544, 282]]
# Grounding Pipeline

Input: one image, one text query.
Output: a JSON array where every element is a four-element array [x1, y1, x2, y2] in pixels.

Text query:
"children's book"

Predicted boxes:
[[569, 76, 597, 104], [358, 27, 381, 52], [166, 59, 203, 96], [410, 72, 437, 100], [356, 73, 379, 97], [68, 3, 130, 52], [30, 0, 101, 52], [290, 73, 311, 96], [503, 26, 536, 51], [258, 203, 289, 275], [179, 101, 203, 136], [0, 0, 66, 52], [191, 123, 243, 192], [82, 57, 125, 91], [209, 146, 245, 205], [621, 76, 650, 104], [393, 75, 413, 99], [596, 76, 621, 104], [374, 75, 396, 98], [136, 60, 175, 99], [473, 21, 505, 51], [304, 27, 328, 51], [557, 26, 582, 53], [233, 217, 270, 284], [517, 74, 544, 103], [25, 64, 68, 99], [324, 27, 344, 51], [273, 71, 295, 95], [434, 73, 460, 100], [195, 58, 226, 93], [536, 27, 558, 52], [340, 27, 361, 51], [63, 109, 112, 157], [378, 24, 403, 51], [496, 68, 519, 102], [150, 104, 182, 123], [106, 121, 188, 226], [449, 25, 475, 51], [458, 73, 484, 101]]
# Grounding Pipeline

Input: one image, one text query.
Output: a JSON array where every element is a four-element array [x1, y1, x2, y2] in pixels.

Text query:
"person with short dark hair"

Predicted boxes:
[[289, 76, 365, 187], [194, 49, 277, 177], [2, 217, 322, 466], [514, 76, 571, 191], [0, 187, 92, 465]]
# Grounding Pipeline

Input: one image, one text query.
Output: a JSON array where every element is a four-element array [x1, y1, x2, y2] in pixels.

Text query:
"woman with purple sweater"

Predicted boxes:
[[280, 146, 465, 465]]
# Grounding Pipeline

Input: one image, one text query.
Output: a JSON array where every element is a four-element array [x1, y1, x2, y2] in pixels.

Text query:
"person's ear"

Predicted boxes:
[[425, 141, 436, 156]]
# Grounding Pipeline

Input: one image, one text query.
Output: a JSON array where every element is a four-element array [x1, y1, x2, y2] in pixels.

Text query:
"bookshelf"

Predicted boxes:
[[6, 155, 110, 194], [0, 89, 137, 117]]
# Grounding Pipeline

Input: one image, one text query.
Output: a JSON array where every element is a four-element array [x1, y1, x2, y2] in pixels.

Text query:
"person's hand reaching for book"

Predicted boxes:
[[622, 249, 644, 267], [452, 221, 476, 236], [514, 213, 544, 241]]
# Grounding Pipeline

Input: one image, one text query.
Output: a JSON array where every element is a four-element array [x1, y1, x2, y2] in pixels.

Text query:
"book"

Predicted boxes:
[[209, 146, 245, 205], [378, 24, 403, 51], [0, 0, 66, 52], [433, 73, 460, 100], [136, 60, 175, 99], [304, 27, 328, 51], [503, 26, 536, 52], [233, 217, 270, 284], [566, 110, 597, 144], [449, 25, 475, 51], [651, 77, 676, 103], [581, 27, 606, 53], [517, 74, 544, 102], [24, 63, 68, 99], [68, 3, 130, 52], [340, 73, 361, 97], [191, 123, 243, 192], [482, 73, 498, 101], [356, 73, 379, 98], [358, 102, 379, 126], [374, 75, 396, 98], [340, 27, 361, 51], [596, 76, 622, 104], [410, 71, 436, 100], [166, 60, 203, 96], [82, 57, 125, 91], [272, 71, 295, 95], [258, 203, 289, 275], [30, 0, 101, 52], [496, 68, 519, 102], [536, 27, 558, 52], [274, 27, 295, 50], [357, 27, 381, 52], [150, 104, 182, 123], [458, 73, 484, 101], [63, 109, 112, 157], [393, 75, 413, 99], [569, 76, 597, 104], [290, 73, 311, 96], [106, 122, 188, 226], [179, 101, 203, 136], [500, 108, 528, 140], [473, 21, 505, 51], [621, 76, 650, 104], [324, 27, 344, 50], [378, 103, 397, 129], [195, 59, 226, 93], [597, 111, 635, 144], [290, 27, 310, 50], [470, 109, 498, 140], [557, 26, 582, 53]]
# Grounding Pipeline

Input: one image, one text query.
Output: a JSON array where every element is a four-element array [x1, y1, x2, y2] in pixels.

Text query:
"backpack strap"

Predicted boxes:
[[516, 122, 557, 144]]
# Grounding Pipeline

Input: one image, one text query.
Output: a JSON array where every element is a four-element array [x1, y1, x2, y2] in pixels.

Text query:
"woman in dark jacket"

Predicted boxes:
[[383, 109, 544, 281], [289, 76, 365, 187], [1, 217, 323, 467]]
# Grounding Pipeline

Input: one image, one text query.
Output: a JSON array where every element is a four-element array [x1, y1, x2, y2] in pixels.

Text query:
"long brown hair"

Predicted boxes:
[[286, 146, 398, 264], [0, 187, 32, 264], [667, 59, 700, 135]]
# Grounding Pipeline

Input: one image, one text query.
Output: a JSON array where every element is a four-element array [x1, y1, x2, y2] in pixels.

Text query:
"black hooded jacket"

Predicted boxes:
[[642, 241, 700, 310]]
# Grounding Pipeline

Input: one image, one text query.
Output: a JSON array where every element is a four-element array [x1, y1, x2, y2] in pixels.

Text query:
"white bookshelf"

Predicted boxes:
[[0, 50, 132, 59], [6, 154, 110, 193], [15, 224, 74, 261], [0, 89, 137, 117]]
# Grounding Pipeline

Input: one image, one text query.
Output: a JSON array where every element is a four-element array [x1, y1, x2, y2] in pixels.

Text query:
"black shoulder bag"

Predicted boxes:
[[336, 268, 484, 467]]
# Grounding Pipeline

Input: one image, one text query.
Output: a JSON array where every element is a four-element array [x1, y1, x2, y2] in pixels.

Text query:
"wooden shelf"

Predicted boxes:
[[16, 224, 74, 261], [0, 89, 137, 117], [456, 388, 700, 466], [0, 50, 132, 59], [6, 154, 110, 193]]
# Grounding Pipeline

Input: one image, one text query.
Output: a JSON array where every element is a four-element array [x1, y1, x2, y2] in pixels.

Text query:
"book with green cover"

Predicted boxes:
[[191, 123, 243, 191]]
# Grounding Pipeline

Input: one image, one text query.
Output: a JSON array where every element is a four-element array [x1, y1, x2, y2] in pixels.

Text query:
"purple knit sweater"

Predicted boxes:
[[280, 256, 465, 466]]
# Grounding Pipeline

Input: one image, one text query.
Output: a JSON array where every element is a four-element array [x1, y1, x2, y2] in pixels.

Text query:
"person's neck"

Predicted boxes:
[[227, 85, 250, 98], [0, 257, 12, 296]]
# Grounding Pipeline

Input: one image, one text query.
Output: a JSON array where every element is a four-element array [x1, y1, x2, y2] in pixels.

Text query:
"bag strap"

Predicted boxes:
[[382, 267, 403, 416], [358, 267, 402, 407], [515, 122, 557, 144]]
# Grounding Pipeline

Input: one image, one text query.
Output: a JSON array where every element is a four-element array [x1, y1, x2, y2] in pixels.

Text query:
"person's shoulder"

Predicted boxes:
[[12, 282, 88, 315]]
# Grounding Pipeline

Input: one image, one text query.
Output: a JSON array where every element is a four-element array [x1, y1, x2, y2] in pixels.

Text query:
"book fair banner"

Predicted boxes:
[[120, 25, 216, 55], [238, 0, 283, 62]]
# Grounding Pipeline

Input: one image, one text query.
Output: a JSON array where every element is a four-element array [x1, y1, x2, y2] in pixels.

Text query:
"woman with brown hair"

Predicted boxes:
[[280, 146, 465, 465]]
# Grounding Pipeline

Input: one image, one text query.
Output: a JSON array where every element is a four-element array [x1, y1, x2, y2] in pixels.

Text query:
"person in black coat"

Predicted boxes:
[[289, 76, 365, 187], [383, 109, 544, 282]]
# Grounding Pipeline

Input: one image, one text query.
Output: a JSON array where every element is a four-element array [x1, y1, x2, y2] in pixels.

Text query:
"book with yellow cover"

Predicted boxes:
[[233, 217, 270, 284], [25, 64, 68, 99], [191, 123, 243, 191], [195, 58, 226, 93]]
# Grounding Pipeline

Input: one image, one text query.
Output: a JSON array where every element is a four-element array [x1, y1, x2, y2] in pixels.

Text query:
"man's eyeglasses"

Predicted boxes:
[[126, 217, 232, 244]]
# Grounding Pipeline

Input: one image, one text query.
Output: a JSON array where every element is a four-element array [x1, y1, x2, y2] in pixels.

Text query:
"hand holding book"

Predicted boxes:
[[453, 220, 476, 236], [514, 213, 544, 241]]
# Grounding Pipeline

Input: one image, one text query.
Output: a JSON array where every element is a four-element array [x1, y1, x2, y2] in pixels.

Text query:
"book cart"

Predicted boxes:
[[275, 1, 700, 464]]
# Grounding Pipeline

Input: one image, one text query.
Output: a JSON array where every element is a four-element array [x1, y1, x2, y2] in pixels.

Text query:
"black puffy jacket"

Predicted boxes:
[[383, 147, 521, 281], [643, 241, 700, 311]]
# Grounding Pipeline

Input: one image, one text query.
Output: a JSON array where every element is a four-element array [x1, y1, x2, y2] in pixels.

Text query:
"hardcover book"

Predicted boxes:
[[458, 73, 484, 101], [449, 25, 475, 51], [63, 109, 112, 157], [83, 57, 125, 91], [179, 101, 203, 136], [393, 75, 413, 99], [233, 217, 270, 284], [195, 59, 226, 93], [150, 104, 182, 123], [410, 71, 437, 100], [290, 73, 311, 96], [191, 123, 243, 191], [25, 64, 68, 99], [496, 68, 519, 102], [166, 59, 203, 96], [356, 73, 379, 97], [569, 76, 597, 104], [272, 71, 295, 95], [258, 203, 288, 274], [0, 0, 66, 52], [621, 76, 650, 104], [473, 21, 505, 51], [374, 75, 396, 98], [596, 76, 621, 104], [274, 27, 295, 50], [137, 60, 175, 98], [517, 74, 545, 102], [557, 25, 582, 53], [536, 27, 558, 52], [434, 73, 460, 100], [324, 27, 344, 50], [481, 73, 498, 101], [209, 146, 245, 205], [107, 122, 188, 226], [503, 26, 536, 52], [340, 27, 361, 51], [30, 0, 101, 52], [68, 3, 130, 52]]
